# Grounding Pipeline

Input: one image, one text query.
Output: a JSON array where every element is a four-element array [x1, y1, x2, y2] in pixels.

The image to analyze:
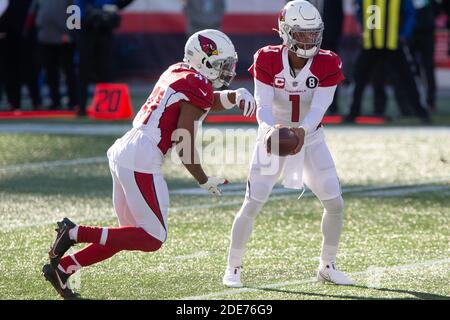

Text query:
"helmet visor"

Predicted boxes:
[[212, 55, 238, 87], [284, 25, 323, 53]]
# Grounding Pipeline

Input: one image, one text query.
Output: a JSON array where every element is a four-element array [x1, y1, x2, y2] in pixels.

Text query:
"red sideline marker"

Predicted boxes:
[[355, 116, 386, 124], [87, 83, 134, 121]]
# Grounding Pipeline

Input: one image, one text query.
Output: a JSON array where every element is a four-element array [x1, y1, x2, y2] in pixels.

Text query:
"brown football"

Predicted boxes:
[[266, 127, 299, 156], [239, 100, 245, 112]]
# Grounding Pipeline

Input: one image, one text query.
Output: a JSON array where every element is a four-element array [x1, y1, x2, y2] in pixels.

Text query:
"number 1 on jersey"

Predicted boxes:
[[289, 95, 300, 122]]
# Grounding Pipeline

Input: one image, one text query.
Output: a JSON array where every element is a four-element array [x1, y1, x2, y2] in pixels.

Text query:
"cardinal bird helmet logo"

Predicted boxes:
[[198, 34, 219, 57]]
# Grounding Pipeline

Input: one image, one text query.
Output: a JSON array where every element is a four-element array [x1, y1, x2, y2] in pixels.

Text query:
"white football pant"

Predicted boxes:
[[227, 137, 344, 268], [109, 161, 169, 243]]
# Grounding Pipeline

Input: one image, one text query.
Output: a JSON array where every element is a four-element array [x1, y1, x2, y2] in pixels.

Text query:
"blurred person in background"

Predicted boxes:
[[2, 0, 42, 111], [182, 0, 225, 36], [409, 0, 438, 112], [76, 0, 133, 117], [34, 0, 78, 111], [443, 0, 450, 54], [346, 0, 431, 123], [22, 0, 43, 110], [367, 0, 438, 119], [308, 0, 344, 115], [372, 60, 412, 119], [0, 0, 8, 107]]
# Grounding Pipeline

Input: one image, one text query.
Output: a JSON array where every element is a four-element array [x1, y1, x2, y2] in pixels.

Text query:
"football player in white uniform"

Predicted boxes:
[[223, 0, 354, 287], [42, 29, 257, 299]]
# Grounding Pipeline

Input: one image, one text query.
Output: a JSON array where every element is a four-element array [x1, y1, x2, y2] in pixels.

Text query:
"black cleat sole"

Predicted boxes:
[[42, 264, 80, 300]]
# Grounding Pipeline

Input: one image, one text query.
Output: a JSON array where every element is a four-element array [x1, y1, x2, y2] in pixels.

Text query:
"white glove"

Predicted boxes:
[[263, 125, 282, 154], [199, 177, 229, 195], [235, 88, 256, 117], [263, 126, 276, 154]]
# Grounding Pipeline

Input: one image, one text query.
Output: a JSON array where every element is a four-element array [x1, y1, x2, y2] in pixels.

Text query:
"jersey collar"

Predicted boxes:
[[281, 47, 313, 81]]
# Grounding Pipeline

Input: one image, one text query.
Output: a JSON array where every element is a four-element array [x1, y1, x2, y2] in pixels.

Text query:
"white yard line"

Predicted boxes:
[[0, 180, 450, 231], [3, 151, 446, 196], [172, 181, 450, 197], [182, 258, 450, 300], [0, 157, 106, 173], [357, 185, 450, 197]]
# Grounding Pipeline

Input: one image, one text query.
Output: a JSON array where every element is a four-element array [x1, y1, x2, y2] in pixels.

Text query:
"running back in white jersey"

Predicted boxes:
[[249, 45, 344, 128]]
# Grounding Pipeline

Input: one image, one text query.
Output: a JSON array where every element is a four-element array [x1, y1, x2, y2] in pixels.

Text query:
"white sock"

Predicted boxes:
[[69, 225, 79, 241], [99, 228, 108, 245], [320, 244, 338, 267], [228, 248, 246, 269], [227, 198, 264, 268], [320, 196, 344, 266]]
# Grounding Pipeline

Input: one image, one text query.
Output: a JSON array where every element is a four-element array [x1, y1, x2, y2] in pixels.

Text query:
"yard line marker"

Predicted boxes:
[[2, 182, 449, 231], [357, 185, 450, 197], [0, 157, 106, 173], [182, 258, 450, 300], [170, 179, 450, 197]]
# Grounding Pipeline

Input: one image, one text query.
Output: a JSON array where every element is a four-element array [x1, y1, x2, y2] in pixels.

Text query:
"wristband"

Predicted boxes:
[[219, 90, 235, 110]]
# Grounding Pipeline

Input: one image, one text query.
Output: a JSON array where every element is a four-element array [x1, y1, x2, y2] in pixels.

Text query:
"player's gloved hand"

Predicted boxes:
[[289, 127, 306, 155], [235, 88, 256, 117], [263, 124, 282, 155], [199, 177, 229, 195]]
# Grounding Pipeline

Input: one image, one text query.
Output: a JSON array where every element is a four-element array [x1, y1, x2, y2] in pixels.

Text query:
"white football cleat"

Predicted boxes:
[[223, 266, 243, 288], [317, 263, 354, 285]]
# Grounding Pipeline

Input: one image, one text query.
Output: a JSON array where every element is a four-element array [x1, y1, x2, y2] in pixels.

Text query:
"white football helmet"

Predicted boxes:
[[184, 29, 238, 89], [278, 0, 324, 58]]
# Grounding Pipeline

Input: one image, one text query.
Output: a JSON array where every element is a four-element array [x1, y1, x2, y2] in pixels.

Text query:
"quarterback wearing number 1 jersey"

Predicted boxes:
[[250, 45, 344, 129], [223, 0, 354, 287]]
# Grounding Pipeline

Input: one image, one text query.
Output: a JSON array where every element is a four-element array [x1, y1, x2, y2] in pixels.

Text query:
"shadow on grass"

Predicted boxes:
[[246, 284, 450, 300]]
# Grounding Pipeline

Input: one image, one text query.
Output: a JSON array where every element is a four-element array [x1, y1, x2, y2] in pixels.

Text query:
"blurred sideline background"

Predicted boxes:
[[0, 0, 449, 123], [114, 0, 450, 78]]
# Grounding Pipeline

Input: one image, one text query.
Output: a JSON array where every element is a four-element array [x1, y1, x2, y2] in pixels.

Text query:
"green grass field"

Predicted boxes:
[[0, 124, 449, 300]]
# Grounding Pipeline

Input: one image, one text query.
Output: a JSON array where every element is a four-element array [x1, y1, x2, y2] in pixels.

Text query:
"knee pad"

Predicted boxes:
[[309, 168, 341, 201], [322, 196, 344, 215], [238, 197, 264, 220], [322, 175, 342, 200], [246, 180, 273, 203], [305, 143, 341, 201]]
